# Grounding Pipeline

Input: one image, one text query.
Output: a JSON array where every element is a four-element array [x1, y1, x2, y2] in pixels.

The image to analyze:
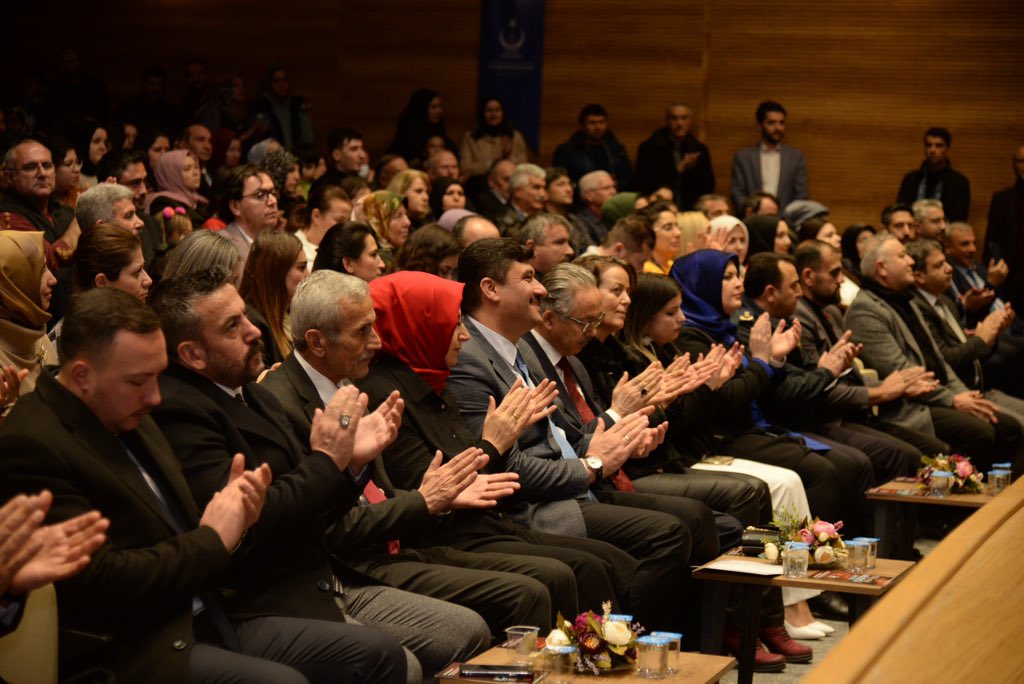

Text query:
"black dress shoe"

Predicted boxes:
[[809, 591, 849, 619]]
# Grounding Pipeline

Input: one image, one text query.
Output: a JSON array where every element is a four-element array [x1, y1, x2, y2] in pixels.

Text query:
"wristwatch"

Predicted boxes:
[[583, 456, 604, 480]]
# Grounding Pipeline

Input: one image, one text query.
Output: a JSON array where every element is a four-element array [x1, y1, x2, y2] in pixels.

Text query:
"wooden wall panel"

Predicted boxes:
[[4, 1, 1022, 235]]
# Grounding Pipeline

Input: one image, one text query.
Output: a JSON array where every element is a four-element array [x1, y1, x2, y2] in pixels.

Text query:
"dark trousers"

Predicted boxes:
[[578, 500, 691, 633], [819, 421, 922, 481], [720, 431, 843, 523], [929, 405, 1024, 472], [805, 433, 875, 537], [873, 417, 950, 458], [190, 615, 406, 684], [595, 489, 722, 564], [633, 469, 773, 527]]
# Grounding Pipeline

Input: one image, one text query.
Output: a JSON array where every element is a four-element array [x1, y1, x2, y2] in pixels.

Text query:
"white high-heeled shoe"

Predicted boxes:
[[784, 620, 825, 640], [810, 620, 835, 635]]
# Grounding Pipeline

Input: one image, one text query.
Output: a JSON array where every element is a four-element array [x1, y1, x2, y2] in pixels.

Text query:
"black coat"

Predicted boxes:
[[635, 128, 714, 211]]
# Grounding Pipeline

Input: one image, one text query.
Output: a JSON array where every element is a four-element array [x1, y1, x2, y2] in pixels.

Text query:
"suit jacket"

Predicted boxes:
[[152, 363, 352, 622], [985, 181, 1023, 268], [729, 144, 807, 212], [910, 289, 988, 390], [446, 318, 590, 536], [950, 262, 1003, 326], [0, 372, 231, 683], [845, 287, 969, 435], [634, 129, 714, 211], [257, 353, 438, 565]]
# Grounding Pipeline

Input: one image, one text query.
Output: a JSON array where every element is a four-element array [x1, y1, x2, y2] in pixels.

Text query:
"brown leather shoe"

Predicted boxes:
[[723, 626, 787, 673], [760, 625, 814, 663]]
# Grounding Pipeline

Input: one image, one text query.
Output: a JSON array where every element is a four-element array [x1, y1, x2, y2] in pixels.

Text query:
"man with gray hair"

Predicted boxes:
[[425, 150, 460, 182], [473, 159, 515, 223], [261, 270, 577, 676], [515, 212, 574, 275], [570, 170, 617, 245], [494, 163, 547, 232], [847, 234, 1023, 473], [76, 182, 145, 235], [912, 199, 948, 240]]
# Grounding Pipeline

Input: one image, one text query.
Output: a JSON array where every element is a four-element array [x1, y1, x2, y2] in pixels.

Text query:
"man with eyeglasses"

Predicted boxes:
[[221, 164, 279, 264], [0, 139, 79, 268]]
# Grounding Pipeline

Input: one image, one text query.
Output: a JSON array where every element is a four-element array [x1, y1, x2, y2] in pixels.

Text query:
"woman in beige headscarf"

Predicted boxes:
[[0, 231, 58, 413]]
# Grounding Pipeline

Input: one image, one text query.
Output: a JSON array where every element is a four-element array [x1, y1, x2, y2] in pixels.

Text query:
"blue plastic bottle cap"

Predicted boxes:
[[932, 471, 953, 478], [650, 631, 683, 641]]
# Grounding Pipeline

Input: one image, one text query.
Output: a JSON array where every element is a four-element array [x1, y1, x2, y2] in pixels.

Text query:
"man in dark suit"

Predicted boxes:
[[259, 270, 589, 652], [730, 101, 807, 214], [449, 238, 692, 634], [147, 270, 426, 683], [984, 145, 1024, 308], [945, 221, 1014, 326], [0, 288, 404, 683], [907, 239, 1024, 423], [897, 127, 971, 223], [634, 103, 713, 211]]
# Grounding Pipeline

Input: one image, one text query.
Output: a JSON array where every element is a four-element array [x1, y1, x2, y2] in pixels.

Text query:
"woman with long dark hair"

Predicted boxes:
[[239, 231, 307, 365], [387, 89, 457, 168], [459, 97, 528, 180]]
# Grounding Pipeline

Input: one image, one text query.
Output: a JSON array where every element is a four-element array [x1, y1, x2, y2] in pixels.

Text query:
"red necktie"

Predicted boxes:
[[558, 358, 635, 492], [362, 481, 401, 555]]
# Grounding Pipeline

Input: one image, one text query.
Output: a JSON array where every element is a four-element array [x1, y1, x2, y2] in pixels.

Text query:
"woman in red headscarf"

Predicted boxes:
[[361, 271, 638, 621]]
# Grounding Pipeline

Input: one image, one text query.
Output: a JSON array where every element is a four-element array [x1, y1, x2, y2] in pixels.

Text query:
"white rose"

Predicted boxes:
[[818, 531, 830, 543], [603, 620, 633, 646], [764, 542, 779, 562], [546, 629, 571, 647], [814, 545, 836, 565]]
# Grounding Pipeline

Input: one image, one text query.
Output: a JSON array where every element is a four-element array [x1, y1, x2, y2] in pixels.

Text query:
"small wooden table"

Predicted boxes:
[[692, 554, 915, 684], [437, 644, 736, 684], [866, 479, 993, 559]]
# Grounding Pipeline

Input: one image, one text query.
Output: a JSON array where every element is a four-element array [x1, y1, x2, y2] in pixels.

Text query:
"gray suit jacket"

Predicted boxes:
[[221, 222, 253, 264], [730, 144, 807, 212], [845, 287, 970, 436], [447, 318, 590, 537]]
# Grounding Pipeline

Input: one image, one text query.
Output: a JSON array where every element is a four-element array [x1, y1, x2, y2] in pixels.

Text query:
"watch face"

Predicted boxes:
[[585, 456, 603, 469]]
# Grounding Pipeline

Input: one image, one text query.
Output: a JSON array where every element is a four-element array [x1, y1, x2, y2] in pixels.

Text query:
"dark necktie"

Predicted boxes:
[[557, 358, 635, 493], [362, 481, 401, 555]]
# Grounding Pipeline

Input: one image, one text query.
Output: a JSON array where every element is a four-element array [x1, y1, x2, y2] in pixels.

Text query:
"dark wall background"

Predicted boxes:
[[5, 0, 1023, 233]]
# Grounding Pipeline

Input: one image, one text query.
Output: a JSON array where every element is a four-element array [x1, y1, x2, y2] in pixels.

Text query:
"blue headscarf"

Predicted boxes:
[[669, 249, 740, 342]]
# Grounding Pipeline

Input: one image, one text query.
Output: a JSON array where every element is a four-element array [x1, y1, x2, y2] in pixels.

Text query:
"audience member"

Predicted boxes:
[[45, 135, 82, 209], [582, 215, 655, 275], [452, 214, 501, 250], [252, 66, 315, 152], [387, 169, 432, 229], [638, 202, 680, 274], [316, 127, 369, 192], [115, 65, 181, 133], [425, 150, 460, 182], [514, 213, 575, 276], [387, 89, 456, 168], [374, 154, 409, 191], [313, 221, 386, 282], [709, 215, 750, 265], [636, 103, 714, 211], [393, 225, 460, 279], [429, 177, 466, 219], [543, 166, 589, 252], [363, 190, 411, 269], [460, 98, 529, 180], [881, 202, 916, 243], [490, 163, 545, 233], [71, 224, 152, 301], [912, 198, 948, 240], [1, 140, 76, 267], [840, 223, 876, 281], [984, 144, 1024, 308], [220, 164, 279, 264], [179, 123, 214, 195], [846, 234, 1023, 472], [294, 184, 351, 262], [162, 229, 243, 285], [472, 159, 515, 222], [695, 193, 730, 219], [95, 150, 163, 265], [75, 121, 111, 191], [77, 182, 145, 235], [571, 170, 617, 245], [897, 127, 970, 222], [239, 231, 308, 366], [731, 101, 808, 213], [144, 149, 209, 226], [945, 221, 1011, 327], [0, 231, 57, 402], [745, 215, 792, 258], [553, 103, 633, 189], [742, 192, 780, 218]]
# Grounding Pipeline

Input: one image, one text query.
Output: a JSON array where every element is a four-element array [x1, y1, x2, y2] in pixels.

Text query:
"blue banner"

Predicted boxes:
[[478, 0, 546, 152]]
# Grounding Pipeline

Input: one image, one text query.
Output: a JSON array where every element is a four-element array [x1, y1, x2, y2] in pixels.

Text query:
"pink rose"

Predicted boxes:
[[811, 520, 837, 538], [798, 529, 815, 544], [956, 460, 974, 479]]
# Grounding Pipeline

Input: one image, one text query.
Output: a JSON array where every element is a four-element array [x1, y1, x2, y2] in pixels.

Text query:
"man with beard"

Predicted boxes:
[[793, 240, 948, 458], [149, 268, 489, 682], [730, 101, 807, 214], [897, 127, 970, 222]]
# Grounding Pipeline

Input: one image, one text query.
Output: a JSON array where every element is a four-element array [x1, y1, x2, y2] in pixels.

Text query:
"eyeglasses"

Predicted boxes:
[[15, 161, 54, 174], [241, 188, 277, 203], [561, 311, 605, 334]]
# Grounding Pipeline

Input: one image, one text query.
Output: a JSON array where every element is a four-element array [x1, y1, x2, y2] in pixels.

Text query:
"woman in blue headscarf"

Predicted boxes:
[[669, 250, 845, 524]]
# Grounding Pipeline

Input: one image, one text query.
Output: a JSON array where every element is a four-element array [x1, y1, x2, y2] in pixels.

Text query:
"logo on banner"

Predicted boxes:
[[499, 18, 526, 59]]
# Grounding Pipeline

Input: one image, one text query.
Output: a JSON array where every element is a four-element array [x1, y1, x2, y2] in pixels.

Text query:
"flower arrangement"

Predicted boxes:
[[766, 508, 847, 567], [917, 454, 984, 494], [545, 601, 643, 675]]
